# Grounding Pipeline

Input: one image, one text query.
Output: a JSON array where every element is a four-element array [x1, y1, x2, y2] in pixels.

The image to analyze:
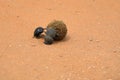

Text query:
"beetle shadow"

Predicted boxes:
[[54, 35, 71, 44], [61, 35, 71, 42], [33, 34, 45, 39]]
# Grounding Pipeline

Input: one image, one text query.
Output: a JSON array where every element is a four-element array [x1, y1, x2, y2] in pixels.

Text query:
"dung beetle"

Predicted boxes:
[[44, 35, 54, 45], [33, 20, 67, 45], [44, 28, 57, 45], [33, 27, 44, 38], [45, 28, 56, 38]]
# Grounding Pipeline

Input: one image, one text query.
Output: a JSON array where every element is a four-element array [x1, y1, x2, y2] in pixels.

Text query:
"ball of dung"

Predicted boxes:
[[47, 20, 67, 40]]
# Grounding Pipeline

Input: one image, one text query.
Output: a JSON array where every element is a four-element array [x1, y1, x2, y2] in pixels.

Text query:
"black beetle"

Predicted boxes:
[[33, 27, 44, 38]]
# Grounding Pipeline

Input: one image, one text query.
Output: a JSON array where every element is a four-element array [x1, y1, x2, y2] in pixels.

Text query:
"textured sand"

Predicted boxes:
[[0, 0, 120, 80]]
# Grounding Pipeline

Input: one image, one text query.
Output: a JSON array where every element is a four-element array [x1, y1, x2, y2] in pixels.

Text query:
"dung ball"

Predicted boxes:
[[47, 20, 67, 41]]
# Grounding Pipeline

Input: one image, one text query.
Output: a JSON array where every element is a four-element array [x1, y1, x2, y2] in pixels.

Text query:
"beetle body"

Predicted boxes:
[[34, 27, 44, 38]]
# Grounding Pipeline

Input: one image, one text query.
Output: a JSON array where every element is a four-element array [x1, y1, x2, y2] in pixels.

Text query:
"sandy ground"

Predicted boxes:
[[0, 0, 120, 80]]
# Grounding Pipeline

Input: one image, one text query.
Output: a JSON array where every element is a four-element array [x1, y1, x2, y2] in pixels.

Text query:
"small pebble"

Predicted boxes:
[[67, 78, 70, 80], [47, 8, 52, 10], [45, 66, 49, 69], [96, 40, 100, 42], [18, 44, 22, 47], [9, 44, 12, 47], [89, 39, 93, 42], [113, 50, 117, 53], [17, 16, 19, 18], [98, 22, 101, 24]]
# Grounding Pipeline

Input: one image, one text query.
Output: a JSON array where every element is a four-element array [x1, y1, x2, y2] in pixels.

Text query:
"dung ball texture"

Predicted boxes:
[[47, 20, 67, 41]]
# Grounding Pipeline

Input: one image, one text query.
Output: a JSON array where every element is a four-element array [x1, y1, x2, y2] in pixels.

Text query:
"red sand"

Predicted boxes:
[[0, 0, 120, 80]]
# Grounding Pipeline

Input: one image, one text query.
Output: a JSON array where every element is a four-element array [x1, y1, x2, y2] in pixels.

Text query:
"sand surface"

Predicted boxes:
[[0, 0, 120, 80]]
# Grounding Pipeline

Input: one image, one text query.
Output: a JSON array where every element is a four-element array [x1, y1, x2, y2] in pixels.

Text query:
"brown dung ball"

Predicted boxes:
[[47, 20, 67, 41]]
